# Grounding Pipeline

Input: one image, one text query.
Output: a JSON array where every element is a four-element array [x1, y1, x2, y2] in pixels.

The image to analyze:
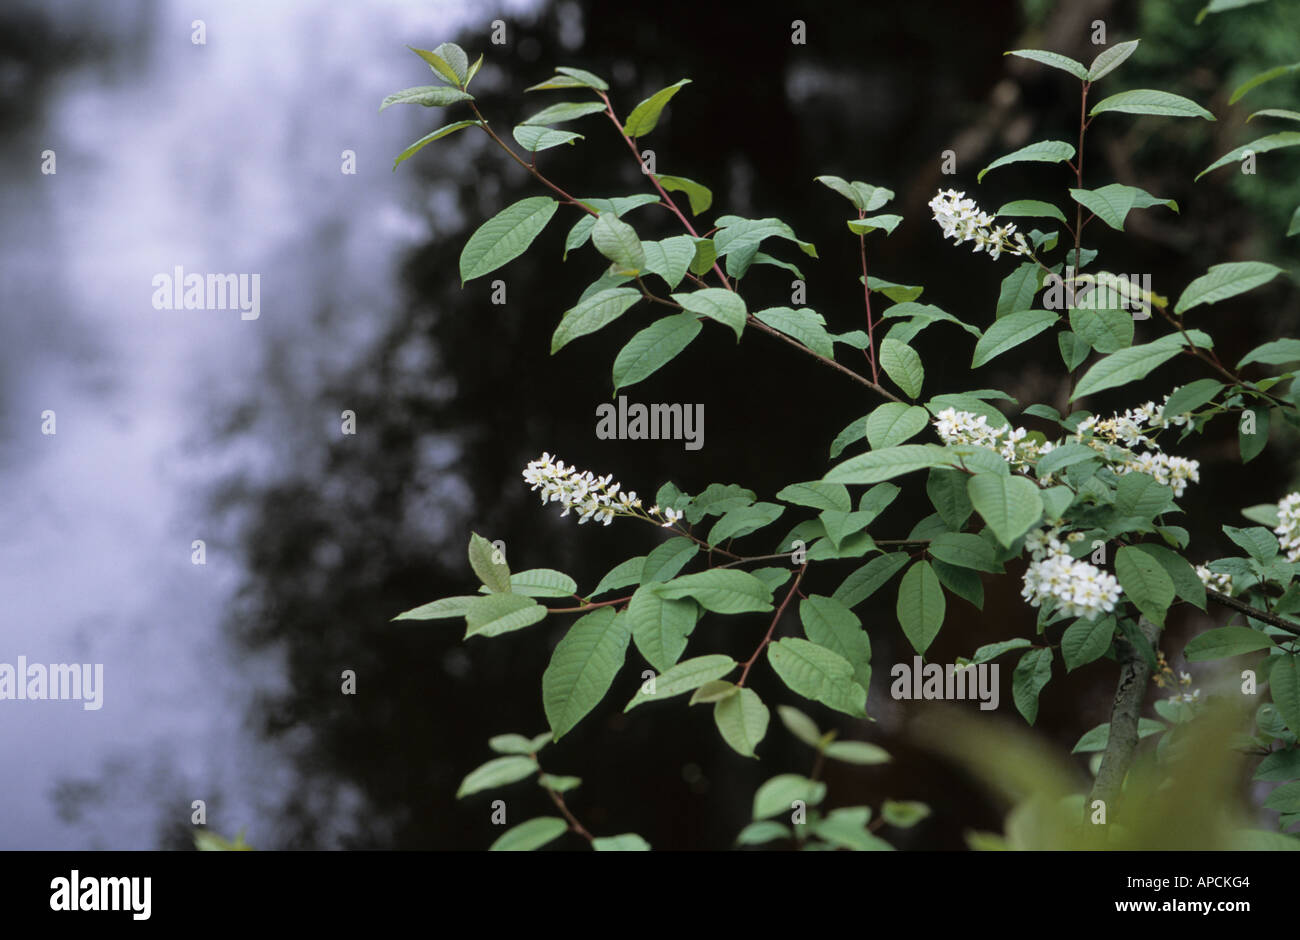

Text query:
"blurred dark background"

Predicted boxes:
[[1, 0, 1297, 849]]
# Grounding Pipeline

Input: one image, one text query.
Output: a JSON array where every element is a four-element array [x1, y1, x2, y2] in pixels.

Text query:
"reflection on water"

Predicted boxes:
[[0, 0, 538, 849]]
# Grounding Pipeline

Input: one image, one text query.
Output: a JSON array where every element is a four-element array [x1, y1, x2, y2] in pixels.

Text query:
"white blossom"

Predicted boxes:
[[1020, 526, 1122, 620], [1275, 492, 1300, 563], [928, 189, 1032, 260]]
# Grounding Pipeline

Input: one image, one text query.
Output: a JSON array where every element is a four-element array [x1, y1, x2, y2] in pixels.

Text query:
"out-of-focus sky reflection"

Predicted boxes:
[[0, 0, 535, 849]]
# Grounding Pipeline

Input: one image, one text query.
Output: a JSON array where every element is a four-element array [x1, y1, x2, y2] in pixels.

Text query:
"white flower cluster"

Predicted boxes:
[[1020, 527, 1122, 621], [932, 407, 1054, 473], [1275, 492, 1300, 563], [928, 189, 1031, 260], [522, 453, 682, 528], [1195, 564, 1233, 595], [1076, 400, 1200, 498]]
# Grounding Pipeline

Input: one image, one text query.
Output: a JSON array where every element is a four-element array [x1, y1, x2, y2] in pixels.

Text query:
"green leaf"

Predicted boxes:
[[672, 288, 747, 340], [768, 638, 867, 717], [654, 569, 774, 613], [592, 833, 651, 851], [866, 276, 924, 303], [1090, 89, 1215, 121], [1069, 184, 1178, 231], [488, 733, 544, 755], [1173, 262, 1283, 314], [431, 43, 469, 82], [1224, 525, 1279, 563], [1114, 472, 1174, 518], [714, 687, 769, 758], [977, 140, 1075, 183], [970, 638, 1032, 665], [1130, 543, 1206, 611], [967, 474, 1044, 546], [459, 196, 559, 284], [464, 594, 547, 639], [591, 212, 646, 273], [1088, 39, 1140, 81], [927, 468, 974, 529], [1072, 719, 1166, 753], [1070, 334, 1189, 400], [847, 215, 903, 236], [753, 774, 827, 820], [1184, 625, 1275, 662], [823, 740, 892, 765], [776, 706, 823, 747], [928, 532, 1001, 572], [881, 301, 981, 337], [489, 817, 568, 851], [457, 755, 537, 798], [1059, 331, 1090, 370], [623, 79, 691, 137], [996, 200, 1068, 224], [537, 773, 580, 792], [690, 680, 738, 704], [393, 120, 482, 168], [865, 403, 930, 450], [639, 235, 697, 290], [1195, 0, 1267, 22], [1264, 781, 1300, 813], [628, 586, 696, 673], [881, 800, 932, 828], [542, 608, 632, 739], [896, 561, 945, 655], [640, 537, 699, 585], [1239, 338, 1300, 368], [1012, 647, 1054, 724], [511, 125, 582, 152], [825, 444, 954, 485], [551, 288, 641, 353], [508, 569, 579, 597], [469, 532, 511, 593], [736, 820, 792, 845], [624, 654, 737, 711], [1250, 109, 1300, 124], [879, 338, 923, 397], [777, 481, 851, 513], [1197, 132, 1300, 179], [408, 45, 463, 85], [1271, 654, 1300, 735], [971, 310, 1059, 368], [1034, 442, 1099, 478], [800, 595, 872, 692], [656, 174, 712, 214], [1230, 62, 1300, 104], [549, 66, 610, 90], [1161, 379, 1225, 419], [379, 85, 473, 112], [589, 556, 646, 598], [996, 263, 1044, 320], [833, 552, 910, 608], [393, 595, 481, 621], [754, 307, 835, 358], [611, 313, 702, 392], [1004, 49, 1089, 80], [465, 53, 484, 88], [1115, 546, 1175, 628], [520, 100, 607, 126]]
